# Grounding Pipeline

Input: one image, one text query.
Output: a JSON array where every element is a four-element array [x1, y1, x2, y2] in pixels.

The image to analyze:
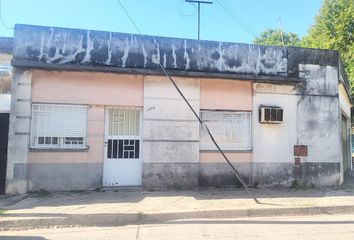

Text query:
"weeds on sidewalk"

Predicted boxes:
[[290, 179, 315, 190]]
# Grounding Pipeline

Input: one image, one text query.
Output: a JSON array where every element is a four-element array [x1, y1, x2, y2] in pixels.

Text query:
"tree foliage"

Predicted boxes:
[[253, 0, 353, 94], [253, 29, 301, 47], [301, 0, 354, 92]]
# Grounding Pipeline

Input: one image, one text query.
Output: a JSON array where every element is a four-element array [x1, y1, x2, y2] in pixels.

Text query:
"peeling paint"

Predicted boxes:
[[105, 32, 112, 65], [13, 24, 293, 77], [141, 44, 147, 67], [183, 39, 190, 69], [171, 43, 177, 68], [121, 38, 130, 67]]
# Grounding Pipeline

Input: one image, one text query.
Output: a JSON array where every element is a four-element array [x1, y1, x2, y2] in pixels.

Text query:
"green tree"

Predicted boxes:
[[301, 0, 354, 93], [253, 29, 301, 47]]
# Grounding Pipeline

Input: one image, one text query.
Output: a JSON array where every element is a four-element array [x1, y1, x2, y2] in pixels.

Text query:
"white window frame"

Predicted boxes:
[[200, 110, 252, 151], [30, 103, 88, 150]]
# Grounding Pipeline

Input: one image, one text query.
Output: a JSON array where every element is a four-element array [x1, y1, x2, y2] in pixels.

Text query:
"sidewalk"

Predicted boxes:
[[1, 187, 354, 230]]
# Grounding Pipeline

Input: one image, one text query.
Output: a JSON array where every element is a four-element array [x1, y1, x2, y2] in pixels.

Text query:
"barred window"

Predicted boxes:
[[30, 104, 87, 149], [200, 111, 251, 151], [106, 108, 141, 159]]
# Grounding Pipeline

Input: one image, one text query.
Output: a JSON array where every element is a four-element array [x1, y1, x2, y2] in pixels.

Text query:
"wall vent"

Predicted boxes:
[[259, 106, 283, 123]]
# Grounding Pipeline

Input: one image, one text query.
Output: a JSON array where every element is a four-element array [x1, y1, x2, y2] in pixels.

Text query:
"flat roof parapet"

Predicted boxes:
[[12, 24, 342, 83]]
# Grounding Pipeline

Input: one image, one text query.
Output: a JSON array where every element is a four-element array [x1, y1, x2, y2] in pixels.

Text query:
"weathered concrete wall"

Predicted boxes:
[[199, 152, 252, 187], [252, 83, 299, 186], [13, 24, 348, 87], [252, 65, 342, 187], [5, 69, 32, 194], [27, 163, 102, 192], [143, 76, 200, 189], [199, 79, 253, 187], [297, 65, 342, 185], [13, 25, 288, 77]]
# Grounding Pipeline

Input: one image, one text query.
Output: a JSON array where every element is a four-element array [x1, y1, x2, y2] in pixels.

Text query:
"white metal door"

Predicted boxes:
[[103, 107, 142, 186]]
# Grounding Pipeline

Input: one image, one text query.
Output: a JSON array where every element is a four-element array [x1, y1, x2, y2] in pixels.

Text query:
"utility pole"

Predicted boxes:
[[185, 0, 213, 40]]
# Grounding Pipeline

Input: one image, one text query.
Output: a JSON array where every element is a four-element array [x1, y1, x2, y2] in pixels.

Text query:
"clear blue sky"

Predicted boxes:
[[0, 0, 322, 43]]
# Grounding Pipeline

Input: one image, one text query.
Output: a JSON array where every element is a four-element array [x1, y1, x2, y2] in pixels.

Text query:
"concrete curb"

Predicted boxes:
[[1, 205, 354, 230]]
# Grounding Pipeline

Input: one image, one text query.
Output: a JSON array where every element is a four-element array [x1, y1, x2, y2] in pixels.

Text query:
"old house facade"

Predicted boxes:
[[5, 24, 352, 194], [0, 37, 12, 194]]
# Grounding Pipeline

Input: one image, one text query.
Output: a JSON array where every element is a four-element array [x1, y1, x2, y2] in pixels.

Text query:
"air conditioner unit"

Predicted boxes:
[[259, 106, 283, 123]]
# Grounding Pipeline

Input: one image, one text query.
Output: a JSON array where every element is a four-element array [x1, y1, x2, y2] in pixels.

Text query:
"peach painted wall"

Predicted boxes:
[[200, 79, 253, 164], [31, 70, 144, 106], [200, 79, 252, 110], [29, 70, 144, 164]]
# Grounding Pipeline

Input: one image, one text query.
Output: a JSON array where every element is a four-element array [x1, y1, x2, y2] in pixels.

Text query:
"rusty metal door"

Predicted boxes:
[[0, 113, 9, 195]]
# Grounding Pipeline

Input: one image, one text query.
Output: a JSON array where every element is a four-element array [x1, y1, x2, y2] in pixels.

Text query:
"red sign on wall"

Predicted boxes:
[[294, 145, 308, 157]]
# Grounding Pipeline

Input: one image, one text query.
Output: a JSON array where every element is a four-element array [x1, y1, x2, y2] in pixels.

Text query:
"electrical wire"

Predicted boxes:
[[116, 0, 141, 34], [115, 0, 260, 204], [215, 0, 257, 38], [159, 63, 259, 204], [0, 0, 13, 30], [217, 0, 257, 35]]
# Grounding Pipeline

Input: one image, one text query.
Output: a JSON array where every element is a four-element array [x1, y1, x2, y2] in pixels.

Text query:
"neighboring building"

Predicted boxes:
[[0, 37, 12, 194], [0, 37, 12, 94], [5, 24, 352, 194]]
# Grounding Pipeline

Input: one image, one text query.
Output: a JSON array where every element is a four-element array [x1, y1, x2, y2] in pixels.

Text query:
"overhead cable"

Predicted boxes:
[[0, 0, 13, 30], [116, 0, 260, 204]]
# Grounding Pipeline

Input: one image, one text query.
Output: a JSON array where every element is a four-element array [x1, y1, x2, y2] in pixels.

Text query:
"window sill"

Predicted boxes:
[[200, 149, 252, 153], [29, 146, 89, 152]]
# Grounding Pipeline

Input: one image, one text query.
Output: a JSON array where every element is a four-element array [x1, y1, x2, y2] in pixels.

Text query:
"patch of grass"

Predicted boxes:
[[0, 209, 6, 215], [290, 179, 315, 190]]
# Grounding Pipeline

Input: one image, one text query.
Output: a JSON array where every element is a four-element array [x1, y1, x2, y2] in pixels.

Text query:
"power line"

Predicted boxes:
[[159, 63, 259, 204], [215, 0, 257, 38], [116, 0, 141, 34], [115, 0, 260, 204], [0, 0, 13, 30], [217, 0, 257, 36]]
